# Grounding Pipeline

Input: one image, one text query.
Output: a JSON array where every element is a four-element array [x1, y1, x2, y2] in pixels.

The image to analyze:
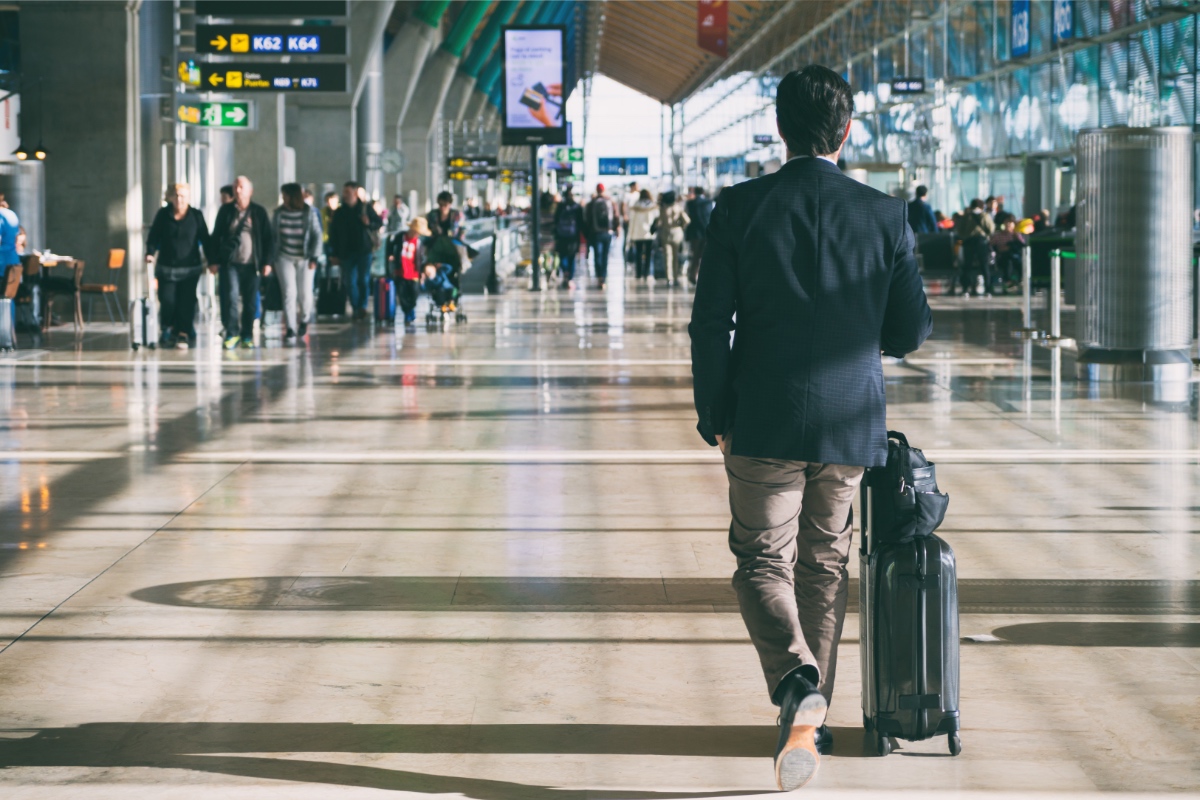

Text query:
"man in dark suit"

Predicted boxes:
[[689, 65, 931, 791]]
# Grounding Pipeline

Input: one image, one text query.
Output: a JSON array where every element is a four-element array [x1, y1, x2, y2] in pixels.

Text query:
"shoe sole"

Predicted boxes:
[[776, 693, 827, 791]]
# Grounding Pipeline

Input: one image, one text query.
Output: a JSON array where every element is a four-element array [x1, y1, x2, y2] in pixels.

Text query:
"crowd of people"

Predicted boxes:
[[907, 186, 1068, 297], [544, 181, 714, 290], [144, 178, 475, 348]]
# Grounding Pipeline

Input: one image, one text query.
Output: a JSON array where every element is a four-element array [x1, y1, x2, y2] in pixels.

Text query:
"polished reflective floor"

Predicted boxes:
[[0, 252, 1198, 798]]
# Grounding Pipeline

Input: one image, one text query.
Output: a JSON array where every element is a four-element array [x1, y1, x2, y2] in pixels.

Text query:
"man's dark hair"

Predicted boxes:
[[694, 186, 707, 197], [219, 184, 234, 197], [969, 198, 984, 211], [776, 65, 854, 158], [343, 180, 360, 189], [436, 191, 454, 204], [915, 185, 928, 199]]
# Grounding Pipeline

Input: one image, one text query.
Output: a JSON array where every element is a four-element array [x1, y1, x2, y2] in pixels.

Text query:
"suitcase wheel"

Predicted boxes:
[[948, 732, 962, 756], [131, 343, 140, 351], [455, 311, 467, 324], [876, 730, 892, 756]]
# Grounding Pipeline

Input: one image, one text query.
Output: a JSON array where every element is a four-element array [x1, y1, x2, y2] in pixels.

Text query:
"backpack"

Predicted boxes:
[[588, 197, 613, 232], [555, 204, 579, 239], [866, 431, 949, 544]]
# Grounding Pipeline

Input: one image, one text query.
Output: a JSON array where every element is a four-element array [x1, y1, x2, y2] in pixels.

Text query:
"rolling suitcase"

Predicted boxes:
[[860, 433, 961, 757], [129, 297, 159, 350], [375, 276, 396, 323], [129, 260, 159, 350], [0, 298, 14, 351], [317, 264, 347, 317]]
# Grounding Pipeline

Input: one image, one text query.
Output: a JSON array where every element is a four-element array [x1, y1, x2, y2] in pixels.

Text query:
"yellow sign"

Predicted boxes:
[[208, 73, 223, 87], [210, 34, 228, 51], [231, 33, 250, 52], [177, 104, 201, 124], [177, 60, 200, 87], [226, 71, 243, 89]]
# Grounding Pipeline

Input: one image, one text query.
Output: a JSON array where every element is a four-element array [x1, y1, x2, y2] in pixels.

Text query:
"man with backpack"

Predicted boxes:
[[684, 186, 714, 285], [585, 183, 618, 289], [553, 188, 585, 289]]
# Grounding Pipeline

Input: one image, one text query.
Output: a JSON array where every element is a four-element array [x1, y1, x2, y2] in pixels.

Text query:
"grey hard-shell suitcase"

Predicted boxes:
[[0, 298, 15, 351], [860, 479, 962, 757], [130, 259, 159, 350]]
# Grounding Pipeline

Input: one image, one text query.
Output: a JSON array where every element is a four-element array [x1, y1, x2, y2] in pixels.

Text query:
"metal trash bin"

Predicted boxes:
[[1074, 127, 1194, 381]]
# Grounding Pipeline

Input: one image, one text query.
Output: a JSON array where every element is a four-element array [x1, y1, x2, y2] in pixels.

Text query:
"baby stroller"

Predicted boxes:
[[423, 262, 467, 329]]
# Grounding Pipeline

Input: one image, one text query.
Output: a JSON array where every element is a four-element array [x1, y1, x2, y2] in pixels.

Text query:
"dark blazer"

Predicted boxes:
[[330, 201, 383, 259], [210, 201, 274, 270], [689, 157, 932, 468]]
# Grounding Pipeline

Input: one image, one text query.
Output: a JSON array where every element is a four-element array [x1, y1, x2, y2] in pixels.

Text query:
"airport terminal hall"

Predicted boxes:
[[2, 0, 1200, 797]]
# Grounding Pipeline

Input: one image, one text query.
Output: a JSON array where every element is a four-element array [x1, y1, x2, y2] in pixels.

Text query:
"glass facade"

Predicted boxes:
[[679, 0, 1200, 217]]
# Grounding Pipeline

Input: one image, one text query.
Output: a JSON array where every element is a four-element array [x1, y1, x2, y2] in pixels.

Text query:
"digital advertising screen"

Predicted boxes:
[[502, 26, 567, 146]]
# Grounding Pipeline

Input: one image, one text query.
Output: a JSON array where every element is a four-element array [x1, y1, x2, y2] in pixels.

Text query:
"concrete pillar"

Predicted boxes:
[[356, 43, 384, 198], [399, 51, 460, 209], [234, 94, 286, 208], [464, 90, 491, 125], [19, 1, 144, 298], [398, 1, 491, 208], [383, 7, 447, 196]]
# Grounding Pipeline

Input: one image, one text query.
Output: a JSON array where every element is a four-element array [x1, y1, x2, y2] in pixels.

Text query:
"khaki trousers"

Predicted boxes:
[[723, 451, 864, 705]]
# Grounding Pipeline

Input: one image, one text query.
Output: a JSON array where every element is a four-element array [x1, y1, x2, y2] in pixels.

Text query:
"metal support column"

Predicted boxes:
[[530, 145, 540, 291]]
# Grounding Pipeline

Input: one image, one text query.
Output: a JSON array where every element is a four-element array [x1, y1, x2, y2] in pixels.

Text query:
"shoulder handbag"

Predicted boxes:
[[867, 431, 950, 544]]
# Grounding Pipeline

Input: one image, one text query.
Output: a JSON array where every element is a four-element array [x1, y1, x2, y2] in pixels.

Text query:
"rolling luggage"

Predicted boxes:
[[0, 298, 14, 351], [317, 264, 347, 317], [375, 276, 396, 323], [129, 297, 159, 350], [130, 260, 159, 350], [860, 431, 960, 757]]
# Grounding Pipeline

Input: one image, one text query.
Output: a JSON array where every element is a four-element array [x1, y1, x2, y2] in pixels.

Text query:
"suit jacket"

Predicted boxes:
[[689, 157, 932, 468]]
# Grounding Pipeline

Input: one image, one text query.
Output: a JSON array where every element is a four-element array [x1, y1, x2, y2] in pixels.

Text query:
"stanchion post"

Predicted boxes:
[[1021, 246, 1032, 330], [530, 145, 541, 292], [1049, 249, 1062, 341]]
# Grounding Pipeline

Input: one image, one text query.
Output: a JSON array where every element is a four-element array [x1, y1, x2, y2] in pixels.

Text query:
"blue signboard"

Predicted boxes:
[[1052, 0, 1074, 44], [598, 157, 648, 176], [1011, 0, 1031, 58]]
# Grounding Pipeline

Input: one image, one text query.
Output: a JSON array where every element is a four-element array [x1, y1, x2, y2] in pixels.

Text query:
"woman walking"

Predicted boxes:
[[626, 189, 657, 283], [272, 183, 323, 345], [146, 183, 210, 349], [656, 190, 690, 287]]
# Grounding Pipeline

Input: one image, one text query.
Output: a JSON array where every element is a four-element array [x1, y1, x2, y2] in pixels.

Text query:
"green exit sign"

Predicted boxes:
[[177, 101, 253, 128], [553, 147, 583, 163]]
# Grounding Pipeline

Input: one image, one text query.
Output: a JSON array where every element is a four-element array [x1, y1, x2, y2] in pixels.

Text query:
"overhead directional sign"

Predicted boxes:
[[197, 24, 347, 55], [195, 1, 348, 16], [448, 170, 496, 182], [200, 63, 347, 92], [552, 147, 583, 163], [598, 157, 649, 176], [177, 101, 253, 128], [447, 156, 497, 170]]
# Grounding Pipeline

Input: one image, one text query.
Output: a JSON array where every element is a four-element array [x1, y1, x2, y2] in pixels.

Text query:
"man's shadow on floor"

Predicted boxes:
[[0, 722, 872, 798]]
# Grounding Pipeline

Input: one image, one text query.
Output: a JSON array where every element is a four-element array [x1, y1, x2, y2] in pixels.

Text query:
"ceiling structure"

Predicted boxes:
[[595, 0, 849, 105]]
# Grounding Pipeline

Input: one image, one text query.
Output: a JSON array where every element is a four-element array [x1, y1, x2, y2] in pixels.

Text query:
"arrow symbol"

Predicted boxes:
[[210, 35, 227, 50], [208, 73, 224, 86], [226, 107, 246, 123]]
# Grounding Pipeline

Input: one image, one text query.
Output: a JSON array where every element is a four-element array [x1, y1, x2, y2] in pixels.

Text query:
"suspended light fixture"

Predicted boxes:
[[33, 142, 46, 160], [14, 144, 28, 160]]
